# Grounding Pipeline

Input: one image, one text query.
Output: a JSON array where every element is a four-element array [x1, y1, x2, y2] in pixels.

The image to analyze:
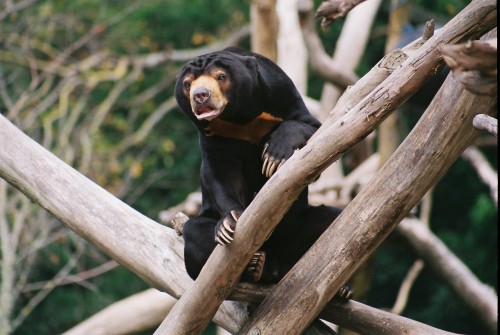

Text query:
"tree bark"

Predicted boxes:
[[0, 115, 484, 335], [238, 59, 497, 335], [153, 1, 497, 334], [0, 115, 249, 334], [250, 0, 278, 61]]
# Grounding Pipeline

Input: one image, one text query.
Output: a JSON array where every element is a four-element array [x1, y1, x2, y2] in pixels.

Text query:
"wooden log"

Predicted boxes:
[[153, 1, 497, 334], [237, 59, 497, 335], [0, 116, 470, 335], [0, 114, 249, 334]]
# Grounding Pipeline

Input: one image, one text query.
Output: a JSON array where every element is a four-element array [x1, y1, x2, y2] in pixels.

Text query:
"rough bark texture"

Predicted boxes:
[[153, 1, 497, 334], [1, 112, 473, 335], [238, 60, 497, 335], [0, 114, 249, 334], [439, 38, 497, 95]]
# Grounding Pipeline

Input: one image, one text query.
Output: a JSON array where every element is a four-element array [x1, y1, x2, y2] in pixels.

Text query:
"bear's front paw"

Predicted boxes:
[[261, 143, 288, 177], [215, 210, 241, 245]]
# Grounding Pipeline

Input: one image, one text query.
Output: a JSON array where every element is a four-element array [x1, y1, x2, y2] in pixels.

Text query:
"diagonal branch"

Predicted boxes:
[[153, 1, 497, 334], [239, 60, 497, 335]]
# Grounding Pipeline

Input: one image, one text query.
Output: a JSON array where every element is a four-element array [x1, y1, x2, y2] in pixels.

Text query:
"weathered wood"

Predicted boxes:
[[300, 2, 359, 89], [238, 61, 497, 335], [321, 300, 459, 335], [0, 114, 248, 334], [276, 0, 308, 94], [439, 38, 497, 95], [250, 0, 278, 62], [153, 1, 497, 334], [0, 115, 472, 335], [473, 113, 498, 136]]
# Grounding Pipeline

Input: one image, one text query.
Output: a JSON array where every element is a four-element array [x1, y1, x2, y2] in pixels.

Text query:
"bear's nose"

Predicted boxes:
[[193, 88, 211, 104]]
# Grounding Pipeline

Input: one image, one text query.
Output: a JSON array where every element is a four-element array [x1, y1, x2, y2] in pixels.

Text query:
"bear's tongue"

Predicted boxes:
[[196, 106, 214, 115], [195, 106, 221, 121]]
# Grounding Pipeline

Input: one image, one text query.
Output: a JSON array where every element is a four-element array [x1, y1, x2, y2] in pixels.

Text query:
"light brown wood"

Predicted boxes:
[[0, 114, 249, 334], [0, 114, 483, 335], [153, 1, 497, 334], [238, 59, 497, 335], [250, 0, 278, 61]]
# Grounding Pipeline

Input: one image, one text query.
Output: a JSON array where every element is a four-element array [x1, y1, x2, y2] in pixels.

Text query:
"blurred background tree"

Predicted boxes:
[[0, 0, 496, 334]]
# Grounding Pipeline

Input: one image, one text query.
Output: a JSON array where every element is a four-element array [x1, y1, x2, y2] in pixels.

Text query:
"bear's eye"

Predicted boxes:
[[216, 73, 226, 82], [183, 81, 191, 90]]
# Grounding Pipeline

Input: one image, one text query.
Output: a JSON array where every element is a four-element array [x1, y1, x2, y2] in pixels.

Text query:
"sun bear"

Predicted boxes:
[[175, 47, 344, 284]]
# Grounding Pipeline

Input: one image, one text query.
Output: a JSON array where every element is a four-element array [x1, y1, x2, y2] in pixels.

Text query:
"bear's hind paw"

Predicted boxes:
[[242, 251, 266, 283], [215, 210, 240, 245], [336, 284, 354, 301]]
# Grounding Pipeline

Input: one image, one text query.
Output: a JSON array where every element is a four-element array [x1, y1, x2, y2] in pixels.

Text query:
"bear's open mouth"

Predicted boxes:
[[195, 105, 223, 121]]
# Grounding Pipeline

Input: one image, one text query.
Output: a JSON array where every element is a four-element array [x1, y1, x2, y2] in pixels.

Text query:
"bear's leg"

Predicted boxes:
[[272, 205, 343, 280], [183, 216, 269, 283], [183, 216, 218, 280]]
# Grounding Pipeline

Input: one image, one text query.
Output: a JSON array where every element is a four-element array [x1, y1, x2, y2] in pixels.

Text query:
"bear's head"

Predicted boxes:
[[175, 48, 265, 129]]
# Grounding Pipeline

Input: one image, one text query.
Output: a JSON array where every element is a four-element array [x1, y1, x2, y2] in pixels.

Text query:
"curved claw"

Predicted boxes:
[[223, 219, 234, 234], [216, 228, 233, 245], [242, 251, 266, 283], [263, 157, 287, 177], [215, 210, 241, 245], [337, 284, 354, 300], [262, 156, 269, 175], [265, 158, 277, 177], [230, 209, 241, 221], [261, 143, 270, 160]]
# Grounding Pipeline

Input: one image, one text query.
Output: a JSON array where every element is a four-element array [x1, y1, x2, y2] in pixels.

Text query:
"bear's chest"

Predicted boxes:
[[203, 112, 283, 145]]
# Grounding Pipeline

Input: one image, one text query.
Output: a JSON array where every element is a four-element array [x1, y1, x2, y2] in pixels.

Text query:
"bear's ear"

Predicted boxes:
[[221, 48, 270, 96]]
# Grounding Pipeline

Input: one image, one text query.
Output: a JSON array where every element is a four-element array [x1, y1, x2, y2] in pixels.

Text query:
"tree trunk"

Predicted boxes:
[[250, 0, 278, 61]]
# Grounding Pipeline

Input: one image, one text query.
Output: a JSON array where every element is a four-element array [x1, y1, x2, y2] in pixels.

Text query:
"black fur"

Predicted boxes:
[[175, 47, 342, 283]]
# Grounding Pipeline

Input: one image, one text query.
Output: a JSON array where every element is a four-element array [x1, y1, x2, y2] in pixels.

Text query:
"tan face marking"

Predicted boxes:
[[183, 68, 229, 121]]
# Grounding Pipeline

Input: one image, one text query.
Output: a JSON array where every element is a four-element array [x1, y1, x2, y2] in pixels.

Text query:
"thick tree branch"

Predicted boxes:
[[0, 114, 249, 334], [239, 63, 497, 335], [439, 38, 497, 95], [153, 2, 497, 334], [0, 114, 465, 335]]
